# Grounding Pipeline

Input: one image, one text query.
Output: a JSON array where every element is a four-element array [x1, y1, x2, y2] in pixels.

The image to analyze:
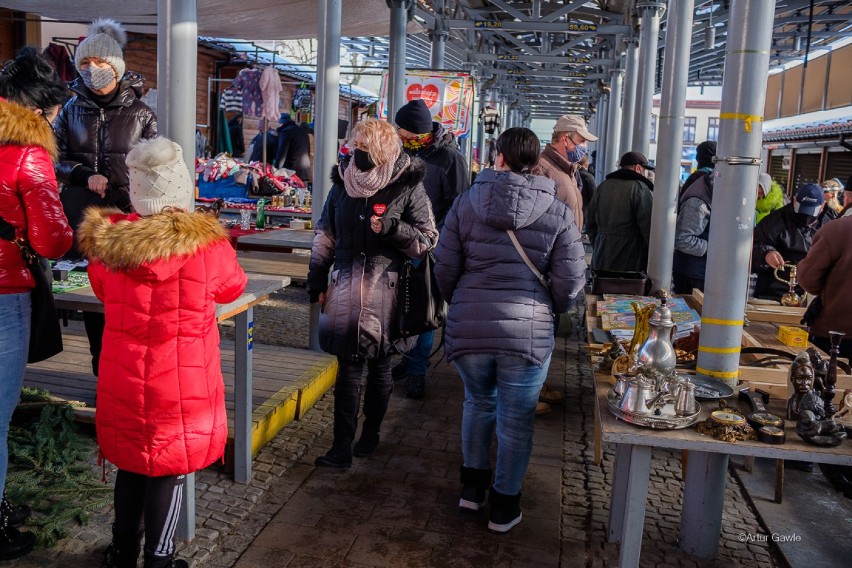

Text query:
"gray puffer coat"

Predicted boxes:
[[434, 169, 587, 366], [308, 154, 437, 361]]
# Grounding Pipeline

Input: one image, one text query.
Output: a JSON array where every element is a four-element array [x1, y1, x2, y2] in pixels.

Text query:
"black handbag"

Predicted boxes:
[[0, 216, 63, 363], [397, 251, 447, 339]]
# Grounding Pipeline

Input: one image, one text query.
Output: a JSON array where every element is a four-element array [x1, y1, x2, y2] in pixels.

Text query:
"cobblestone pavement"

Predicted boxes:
[[7, 289, 786, 567]]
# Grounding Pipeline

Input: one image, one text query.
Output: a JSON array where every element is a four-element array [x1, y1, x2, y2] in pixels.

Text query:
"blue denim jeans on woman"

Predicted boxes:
[[0, 292, 31, 494], [454, 352, 552, 496]]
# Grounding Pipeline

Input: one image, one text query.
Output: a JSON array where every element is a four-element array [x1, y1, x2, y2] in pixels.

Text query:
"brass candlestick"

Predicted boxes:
[[823, 331, 845, 417]]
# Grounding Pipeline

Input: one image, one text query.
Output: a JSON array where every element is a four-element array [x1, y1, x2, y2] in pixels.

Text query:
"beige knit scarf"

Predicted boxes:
[[342, 153, 411, 199]]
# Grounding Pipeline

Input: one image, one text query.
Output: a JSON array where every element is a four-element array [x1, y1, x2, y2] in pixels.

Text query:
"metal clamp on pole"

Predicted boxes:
[[712, 156, 763, 166]]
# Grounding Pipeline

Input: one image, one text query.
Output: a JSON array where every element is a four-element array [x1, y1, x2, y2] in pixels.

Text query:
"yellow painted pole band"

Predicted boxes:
[[719, 112, 763, 133], [696, 366, 741, 379], [698, 345, 742, 354], [701, 317, 745, 326]]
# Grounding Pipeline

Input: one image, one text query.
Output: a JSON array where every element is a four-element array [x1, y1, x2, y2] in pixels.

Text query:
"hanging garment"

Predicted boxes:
[[195, 129, 208, 158], [292, 83, 313, 114], [228, 115, 245, 158], [232, 68, 263, 116], [217, 107, 233, 155], [43, 43, 77, 82], [479, 106, 501, 135], [219, 87, 243, 114], [259, 66, 282, 124]]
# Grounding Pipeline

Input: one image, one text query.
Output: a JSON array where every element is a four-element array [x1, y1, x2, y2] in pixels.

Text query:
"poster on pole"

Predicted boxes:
[[378, 70, 475, 139]]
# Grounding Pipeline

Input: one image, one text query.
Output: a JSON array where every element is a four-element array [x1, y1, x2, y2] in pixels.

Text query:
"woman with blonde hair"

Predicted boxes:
[[308, 119, 437, 468]]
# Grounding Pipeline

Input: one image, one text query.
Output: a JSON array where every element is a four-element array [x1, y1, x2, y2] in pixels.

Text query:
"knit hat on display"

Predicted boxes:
[[695, 141, 717, 169], [126, 137, 195, 216], [793, 183, 825, 216], [74, 18, 127, 80], [395, 99, 434, 134]]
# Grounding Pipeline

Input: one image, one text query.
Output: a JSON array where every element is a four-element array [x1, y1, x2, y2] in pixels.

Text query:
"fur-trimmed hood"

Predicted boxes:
[[331, 153, 427, 189], [77, 207, 229, 279], [0, 98, 58, 160]]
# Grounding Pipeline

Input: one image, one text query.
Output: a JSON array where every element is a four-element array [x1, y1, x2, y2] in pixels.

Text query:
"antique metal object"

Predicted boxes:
[[636, 291, 677, 376], [757, 426, 786, 445], [689, 375, 735, 400], [739, 388, 784, 430], [595, 342, 627, 374], [606, 369, 701, 429], [696, 404, 755, 442], [773, 262, 802, 307], [787, 351, 847, 446], [822, 331, 846, 417]]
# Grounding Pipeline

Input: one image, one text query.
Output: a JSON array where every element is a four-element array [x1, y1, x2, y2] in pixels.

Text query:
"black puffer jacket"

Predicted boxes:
[[55, 73, 157, 190], [402, 122, 469, 229], [54, 73, 157, 256], [307, 155, 437, 361]]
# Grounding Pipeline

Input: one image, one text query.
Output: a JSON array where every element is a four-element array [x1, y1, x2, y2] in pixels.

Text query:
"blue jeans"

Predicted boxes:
[[405, 329, 435, 376], [0, 292, 31, 494], [454, 352, 551, 496]]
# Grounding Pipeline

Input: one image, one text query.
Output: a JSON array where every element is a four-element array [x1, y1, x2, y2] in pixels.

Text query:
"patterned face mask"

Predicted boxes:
[[80, 66, 116, 91], [400, 131, 434, 151]]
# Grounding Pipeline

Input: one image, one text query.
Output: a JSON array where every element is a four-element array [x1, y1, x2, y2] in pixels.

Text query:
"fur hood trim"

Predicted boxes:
[[77, 207, 228, 271], [0, 98, 58, 160], [330, 154, 427, 189]]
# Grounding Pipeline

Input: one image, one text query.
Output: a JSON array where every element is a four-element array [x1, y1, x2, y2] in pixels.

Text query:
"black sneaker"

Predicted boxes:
[[0, 525, 36, 561], [406, 374, 425, 399], [458, 485, 487, 512], [314, 447, 352, 469], [353, 432, 380, 457], [391, 361, 408, 381], [487, 489, 522, 534]]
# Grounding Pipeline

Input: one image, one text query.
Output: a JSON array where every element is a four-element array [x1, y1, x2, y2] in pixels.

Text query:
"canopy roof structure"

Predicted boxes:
[[5, 0, 850, 119]]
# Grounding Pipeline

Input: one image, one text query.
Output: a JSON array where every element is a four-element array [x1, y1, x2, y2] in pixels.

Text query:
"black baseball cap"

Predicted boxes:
[[619, 151, 655, 170]]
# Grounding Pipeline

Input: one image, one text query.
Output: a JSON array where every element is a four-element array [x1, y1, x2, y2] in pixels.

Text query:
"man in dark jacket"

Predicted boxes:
[[586, 152, 654, 273], [752, 183, 831, 301], [672, 141, 716, 294], [392, 98, 470, 399], [274, 113, 311, 182], [54, 19, 157, 375]]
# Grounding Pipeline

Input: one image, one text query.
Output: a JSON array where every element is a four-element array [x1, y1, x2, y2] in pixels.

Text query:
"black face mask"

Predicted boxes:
[[793, 212, 818, 227], [353, 149, 375, 171]]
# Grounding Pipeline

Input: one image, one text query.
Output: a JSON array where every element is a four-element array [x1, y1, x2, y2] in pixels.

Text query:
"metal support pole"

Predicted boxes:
[[157, 0, 197, 170], [620, 37, 639, 156], [387, 0, 412, 123], [646, 0, 694, 291], [595, 93, 609, 185], [158, 0, 198, 542], [606, 67, 624, 176], [311, 0, 342, 351], [430, 1, 447, 70], [696, 0, 774, 390], [631, 1, 666, 156], [477, 80, 487, 164]]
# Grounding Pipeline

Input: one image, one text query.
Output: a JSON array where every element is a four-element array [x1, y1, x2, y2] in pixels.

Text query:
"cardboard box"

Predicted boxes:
[[289, 220, 311, 230], [778, 325, 808, 347]]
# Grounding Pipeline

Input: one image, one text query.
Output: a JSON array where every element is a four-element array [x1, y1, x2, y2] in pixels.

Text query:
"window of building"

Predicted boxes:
[[707, 117, 719, 141], [650, 114, 657, 143], [683, 117, 697, 144]]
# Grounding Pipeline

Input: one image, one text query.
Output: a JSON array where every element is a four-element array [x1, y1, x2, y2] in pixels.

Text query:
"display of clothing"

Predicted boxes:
[[232, 68, 263, 116], [219, 87, 242, 114], [259, 66, 282, 124], [228, 115, 245, 158], [43, 43, 77, 83], [479, 106, 501, 135]]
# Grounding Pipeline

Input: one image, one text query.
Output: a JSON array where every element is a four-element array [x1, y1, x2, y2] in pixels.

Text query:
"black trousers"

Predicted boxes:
[[113, 470, 184, 557], [672, 274, 705, 295], [332, 355, 394, 449], [83, 311, 105, 376]]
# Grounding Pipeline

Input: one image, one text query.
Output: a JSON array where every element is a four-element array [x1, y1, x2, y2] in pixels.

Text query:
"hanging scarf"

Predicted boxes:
[[401, 131, 434, 152], [341, 152, 411, 199]]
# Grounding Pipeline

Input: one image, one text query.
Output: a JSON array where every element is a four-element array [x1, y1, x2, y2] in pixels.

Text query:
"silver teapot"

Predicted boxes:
[[617, 376, 657, 414], [636, 291, 678, 376]]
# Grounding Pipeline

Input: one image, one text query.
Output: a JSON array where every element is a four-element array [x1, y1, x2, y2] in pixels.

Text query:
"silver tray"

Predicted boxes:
[[606, 393, 702, 430], [689, 376, 734, 400]]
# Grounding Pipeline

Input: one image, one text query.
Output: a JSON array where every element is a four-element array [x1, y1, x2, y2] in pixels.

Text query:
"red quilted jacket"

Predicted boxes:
[[79, 208, 247, 476], [0, 98, 72, 293]]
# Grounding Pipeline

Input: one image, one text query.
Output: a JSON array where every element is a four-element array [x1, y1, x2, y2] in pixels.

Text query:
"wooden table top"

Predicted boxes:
[[53, 275, 289, 321], [236, 228, 314, 250]]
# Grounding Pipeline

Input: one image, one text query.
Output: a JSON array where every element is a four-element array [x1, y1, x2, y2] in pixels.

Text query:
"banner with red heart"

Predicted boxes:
[[406, 83, 440, 108], [372, 203, 388, 216]]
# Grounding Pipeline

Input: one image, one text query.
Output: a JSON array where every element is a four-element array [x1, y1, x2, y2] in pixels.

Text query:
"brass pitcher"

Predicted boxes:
[[773, 262, 802, 307]]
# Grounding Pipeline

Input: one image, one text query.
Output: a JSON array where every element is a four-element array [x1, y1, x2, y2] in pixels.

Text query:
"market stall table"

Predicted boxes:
[[596, 378, 852, 568], [236, 227, 315, 252]]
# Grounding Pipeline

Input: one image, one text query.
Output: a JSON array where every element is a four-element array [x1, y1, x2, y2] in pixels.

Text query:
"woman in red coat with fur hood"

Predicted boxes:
[[78, 137, 246, 568]]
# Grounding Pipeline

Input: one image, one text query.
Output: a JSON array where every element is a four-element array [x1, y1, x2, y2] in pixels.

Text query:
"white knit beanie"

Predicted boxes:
[[74, 18, 127, 80], [126, 137, 195, 216]]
